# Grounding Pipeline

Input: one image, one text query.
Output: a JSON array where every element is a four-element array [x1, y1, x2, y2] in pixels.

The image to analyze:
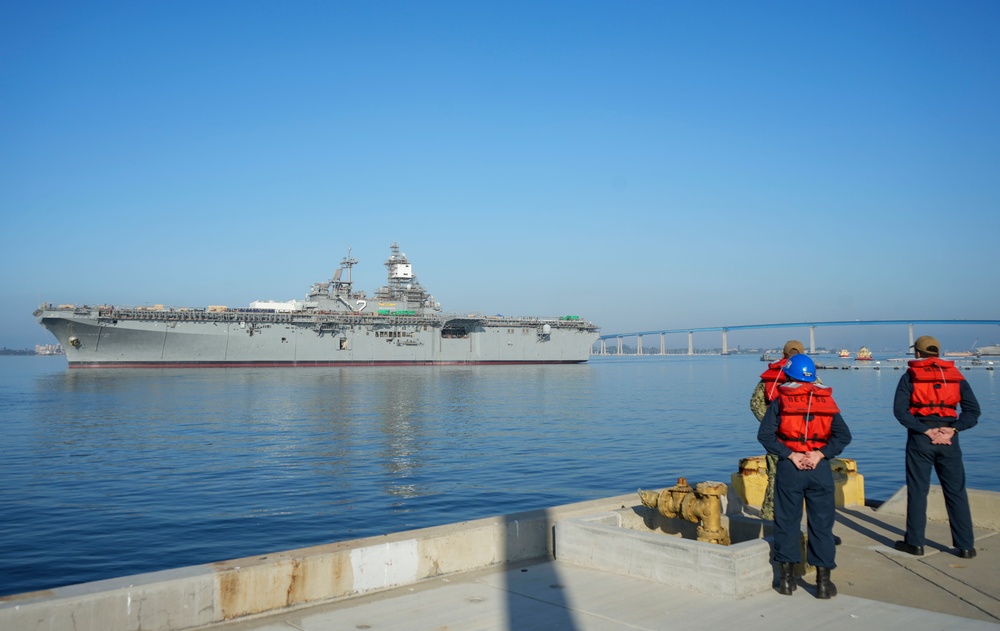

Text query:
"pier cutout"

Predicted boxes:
[[555, 501, 773, 599]]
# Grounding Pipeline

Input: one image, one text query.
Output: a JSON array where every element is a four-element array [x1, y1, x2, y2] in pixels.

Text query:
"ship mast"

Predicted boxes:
[[341, 247, 358, 287], [384, 242, 415, 300]]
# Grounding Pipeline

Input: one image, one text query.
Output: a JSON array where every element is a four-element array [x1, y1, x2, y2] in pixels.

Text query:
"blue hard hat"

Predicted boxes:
[[783, 353, 817, 383]]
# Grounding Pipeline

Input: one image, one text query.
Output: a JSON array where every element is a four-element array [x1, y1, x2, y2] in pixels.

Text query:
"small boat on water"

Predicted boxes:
[[855, 346, 873, 361], [838, 349, 850, 358]]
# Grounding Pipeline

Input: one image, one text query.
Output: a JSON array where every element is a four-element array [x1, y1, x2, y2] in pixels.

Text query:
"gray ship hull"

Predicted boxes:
[[36, 308, 598, 367], [975, 344, 1000, 357], [35, 243, 600, 368]]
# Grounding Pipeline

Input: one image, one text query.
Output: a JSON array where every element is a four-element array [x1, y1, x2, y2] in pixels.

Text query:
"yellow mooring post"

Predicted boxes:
[[731, 456, 865, 510]]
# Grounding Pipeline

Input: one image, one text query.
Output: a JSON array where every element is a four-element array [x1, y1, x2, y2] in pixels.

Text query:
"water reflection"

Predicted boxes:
[[2, 356, 997, 597]]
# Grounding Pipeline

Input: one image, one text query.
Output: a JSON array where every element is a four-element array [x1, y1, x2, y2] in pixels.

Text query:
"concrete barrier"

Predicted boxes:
[[555, 507, 773, 598], [0, 494, 636, 631], [876, 486, 1000, 532]]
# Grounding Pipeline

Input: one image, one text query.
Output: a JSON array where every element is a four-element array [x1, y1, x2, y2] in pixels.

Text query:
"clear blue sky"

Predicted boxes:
[[2, 1, 998, 351]]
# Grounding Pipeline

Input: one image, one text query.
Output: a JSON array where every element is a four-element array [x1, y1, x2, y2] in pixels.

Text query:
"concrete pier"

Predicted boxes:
[[2, 487, 999, 631]]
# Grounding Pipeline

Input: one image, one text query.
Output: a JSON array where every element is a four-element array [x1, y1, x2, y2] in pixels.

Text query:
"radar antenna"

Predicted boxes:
[[325, 247, 359, 296], [340, 247, 358, 285]]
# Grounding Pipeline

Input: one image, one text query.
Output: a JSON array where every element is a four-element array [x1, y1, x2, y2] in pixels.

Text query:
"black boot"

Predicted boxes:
[[778, 562, 796, 595], [815, 566, 837, 599]]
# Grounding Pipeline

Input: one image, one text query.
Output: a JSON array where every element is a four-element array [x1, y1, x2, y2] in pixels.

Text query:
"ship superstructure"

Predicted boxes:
[[975, 343, 1000, 357], [35, 243, 599, 368]]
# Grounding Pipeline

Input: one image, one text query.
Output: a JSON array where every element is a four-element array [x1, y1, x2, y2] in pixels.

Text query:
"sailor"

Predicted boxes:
[[893, 335, 981, 559], [758, 353, 852, 598], [750, 340, 806, 520]]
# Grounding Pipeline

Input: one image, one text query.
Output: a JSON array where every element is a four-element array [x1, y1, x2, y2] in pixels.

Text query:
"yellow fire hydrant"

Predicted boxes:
[[639, 477, 731, 546]]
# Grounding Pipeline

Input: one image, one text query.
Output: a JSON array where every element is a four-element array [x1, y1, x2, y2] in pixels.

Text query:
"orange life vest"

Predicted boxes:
[[759, 358, 790, 403], [776, 382, 840, 452], [907, 357, 964, 418]]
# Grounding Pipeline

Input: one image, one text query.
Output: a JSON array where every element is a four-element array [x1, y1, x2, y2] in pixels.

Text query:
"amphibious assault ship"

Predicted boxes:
[[34, 243, 600, 368]]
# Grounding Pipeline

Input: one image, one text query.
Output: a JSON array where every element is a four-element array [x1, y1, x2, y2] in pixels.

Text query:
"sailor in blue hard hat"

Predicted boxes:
[[750, 340, 808, 522], [758, 353, 852, 598]]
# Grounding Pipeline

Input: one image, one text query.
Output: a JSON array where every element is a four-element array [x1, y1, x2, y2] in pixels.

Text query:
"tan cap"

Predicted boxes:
[[912, 335, 941, 356], [783, 340, 805, 356]]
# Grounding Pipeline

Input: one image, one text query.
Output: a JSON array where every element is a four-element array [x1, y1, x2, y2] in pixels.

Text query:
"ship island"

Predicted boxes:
[[34, 243, 600, 368]]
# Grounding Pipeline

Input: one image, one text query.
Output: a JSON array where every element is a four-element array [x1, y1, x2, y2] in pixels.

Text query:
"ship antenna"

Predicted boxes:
[[341, 247, 358, 285]]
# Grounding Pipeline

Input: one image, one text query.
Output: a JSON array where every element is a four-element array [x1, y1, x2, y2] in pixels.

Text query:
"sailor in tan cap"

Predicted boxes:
[[893, 335, 981, 559]]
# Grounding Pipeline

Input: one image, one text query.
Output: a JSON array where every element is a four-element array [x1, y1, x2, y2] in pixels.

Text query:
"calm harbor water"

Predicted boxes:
[[1, 354, 997, 597]]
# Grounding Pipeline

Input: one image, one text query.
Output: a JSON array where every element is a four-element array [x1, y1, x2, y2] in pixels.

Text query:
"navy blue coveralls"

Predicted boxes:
[[758, 396, 852, 569], [893, 372, 980, 550]]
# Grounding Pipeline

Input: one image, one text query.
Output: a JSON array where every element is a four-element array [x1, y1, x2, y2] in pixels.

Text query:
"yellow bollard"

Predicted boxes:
[[831, 458, 865, 507], [731, 456, 769, 508], [732, 456, 865, 509]]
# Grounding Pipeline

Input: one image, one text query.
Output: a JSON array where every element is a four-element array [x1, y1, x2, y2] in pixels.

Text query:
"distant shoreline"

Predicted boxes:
[[0, 349, 64, 356]]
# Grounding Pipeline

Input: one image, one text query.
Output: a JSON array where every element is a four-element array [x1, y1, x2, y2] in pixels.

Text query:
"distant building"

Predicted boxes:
[[35, 344, 65, 355]]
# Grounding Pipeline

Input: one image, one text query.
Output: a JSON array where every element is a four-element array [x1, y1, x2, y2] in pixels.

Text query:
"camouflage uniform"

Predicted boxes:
[[750, 382, 778, 520]]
